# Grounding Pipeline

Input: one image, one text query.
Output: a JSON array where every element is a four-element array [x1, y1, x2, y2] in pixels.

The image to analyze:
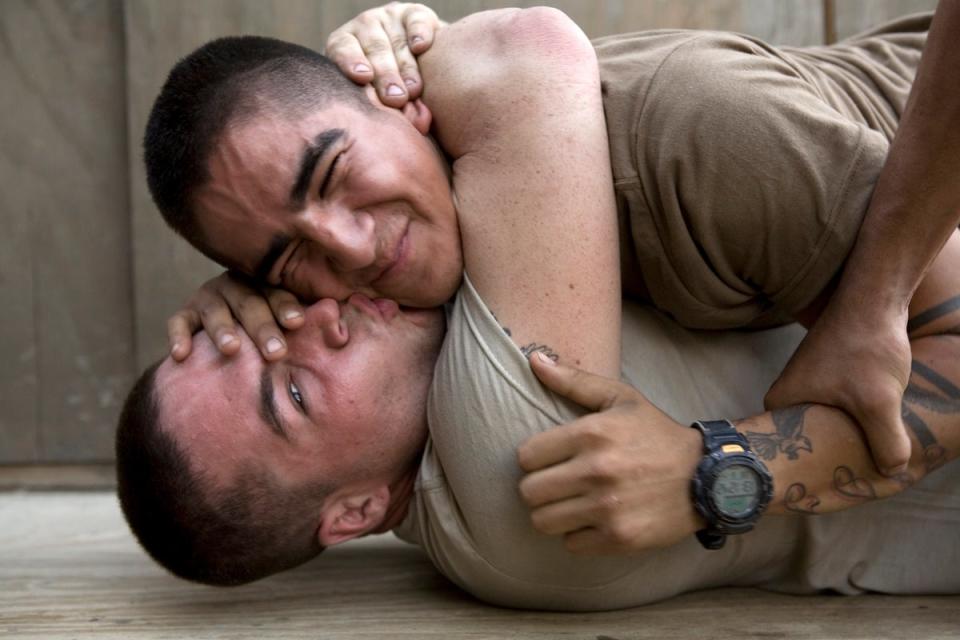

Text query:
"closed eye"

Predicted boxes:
[[319, 153, 342, 197]]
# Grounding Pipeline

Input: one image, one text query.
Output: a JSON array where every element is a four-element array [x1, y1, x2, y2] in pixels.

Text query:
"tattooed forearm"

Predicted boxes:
[[784, 482, 821, 515], [520, 343, 559, 362], [745, 404, 812, 461], [833, 465, 877, 502], [901, 358, 957, 471], [907, 294, 960, 334]]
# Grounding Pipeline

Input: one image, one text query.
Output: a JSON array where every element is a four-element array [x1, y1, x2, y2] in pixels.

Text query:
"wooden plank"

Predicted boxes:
[[0, 0, 134, 463], [1, 491, 958, 639], [834, 0, 937, 40]]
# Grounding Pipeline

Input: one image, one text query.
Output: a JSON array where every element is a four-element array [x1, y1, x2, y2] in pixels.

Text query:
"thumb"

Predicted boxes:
[[529, 352, 637, 411], [862, 402, 912, 475]]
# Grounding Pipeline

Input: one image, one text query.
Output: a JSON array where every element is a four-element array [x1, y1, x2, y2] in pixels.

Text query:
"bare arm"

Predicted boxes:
[[418, 8, 622, 377], [517, 232, 960, 553], [767, 0, 960, 474]]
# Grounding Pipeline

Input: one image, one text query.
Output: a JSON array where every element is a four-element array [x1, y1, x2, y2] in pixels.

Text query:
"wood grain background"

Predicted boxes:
[[0, 0, 938, 465]]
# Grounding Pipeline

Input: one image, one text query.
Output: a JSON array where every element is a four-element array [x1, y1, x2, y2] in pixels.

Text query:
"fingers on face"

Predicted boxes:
[[326, 5, 439, 106], [266, 288, 304, 329], [402, 3, 440, 51], [325, 32, 375, 81], [167, 309, 200, 361], [224, 287, 288, 361]]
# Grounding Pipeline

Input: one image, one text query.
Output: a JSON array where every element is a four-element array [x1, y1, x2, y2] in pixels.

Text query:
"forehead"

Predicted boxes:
[[155, 333, 264, 476], [192, 104, 361, 267]]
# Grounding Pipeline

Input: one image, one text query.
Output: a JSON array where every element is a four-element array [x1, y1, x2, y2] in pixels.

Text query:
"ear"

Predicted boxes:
[[401, 99, 433, 135], [316, 485, 391, 547], [361, 84, 433, 135]]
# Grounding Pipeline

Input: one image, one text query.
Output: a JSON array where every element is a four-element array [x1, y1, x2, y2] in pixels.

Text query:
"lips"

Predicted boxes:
[[348, 293, 398, 322]]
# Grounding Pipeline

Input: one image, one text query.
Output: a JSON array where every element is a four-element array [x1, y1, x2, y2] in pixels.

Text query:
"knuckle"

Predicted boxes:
[[607, 519, 635, 546], [530, 510, 552, 534], [517, 478, 537, 505], [234, 296, 265, 319], [576, 421, 608, 448], [593, 492, 621, 518], [356, 11, 381, 28], [580, 456, 612, 485], [389, 33, 410, 51], [363, 38, 393, 56]]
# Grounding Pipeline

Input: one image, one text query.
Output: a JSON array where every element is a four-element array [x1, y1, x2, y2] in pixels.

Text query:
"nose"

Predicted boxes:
[[300, 298, 349, 348], [299, 205, 376, 272]]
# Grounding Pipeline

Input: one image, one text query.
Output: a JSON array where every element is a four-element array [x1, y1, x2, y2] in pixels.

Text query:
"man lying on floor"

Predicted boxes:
[[117, 7, 960, 609]]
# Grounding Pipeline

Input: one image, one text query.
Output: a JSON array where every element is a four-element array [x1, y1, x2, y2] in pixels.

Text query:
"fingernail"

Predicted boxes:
[[283, 309, 302, 321], [386, 83, 405, 97], [171, 342, 182, 356], [411, 35, 424, 45], [354, 63, 371, 73], [266, 337, 284, 354], [535, 352, 556, 366], [404, 77, 417, 88], [219, 333, 236, 348]]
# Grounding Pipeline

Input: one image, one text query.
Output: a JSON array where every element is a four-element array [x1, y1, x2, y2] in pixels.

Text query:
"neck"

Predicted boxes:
[[373, 462, 419, 533]]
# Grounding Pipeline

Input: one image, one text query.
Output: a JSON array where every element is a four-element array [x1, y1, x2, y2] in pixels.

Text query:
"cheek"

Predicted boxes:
[[287, 252, 352, 302]]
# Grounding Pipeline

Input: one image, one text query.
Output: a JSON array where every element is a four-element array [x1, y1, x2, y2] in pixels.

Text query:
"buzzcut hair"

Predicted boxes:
[[143, 35, 372, 260], [115, 361, 329, 586]]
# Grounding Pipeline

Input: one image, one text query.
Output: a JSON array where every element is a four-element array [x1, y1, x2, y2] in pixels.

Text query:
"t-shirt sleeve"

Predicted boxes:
[[634, 35, 889, 328]]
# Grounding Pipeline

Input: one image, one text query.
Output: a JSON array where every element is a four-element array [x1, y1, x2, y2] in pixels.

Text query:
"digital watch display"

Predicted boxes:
[[690, 419, 774, 550]]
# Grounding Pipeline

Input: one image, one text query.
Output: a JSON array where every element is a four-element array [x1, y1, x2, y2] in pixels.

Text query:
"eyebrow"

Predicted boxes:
[[288, 128, 345, 211], [258, 366, 290, 441], [252, 233, 291, 283]]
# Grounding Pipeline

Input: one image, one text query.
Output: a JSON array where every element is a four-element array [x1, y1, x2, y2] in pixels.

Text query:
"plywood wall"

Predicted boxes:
[[0, 0, 938, 464]]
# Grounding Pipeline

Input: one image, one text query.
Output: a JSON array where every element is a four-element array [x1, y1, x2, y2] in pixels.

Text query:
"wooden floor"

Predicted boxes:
[[1, 492, 957, 639]]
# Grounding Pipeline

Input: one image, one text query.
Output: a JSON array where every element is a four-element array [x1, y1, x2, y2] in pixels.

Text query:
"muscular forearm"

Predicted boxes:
[[836, 1, 960, 310], [739, 334, 960, 516]]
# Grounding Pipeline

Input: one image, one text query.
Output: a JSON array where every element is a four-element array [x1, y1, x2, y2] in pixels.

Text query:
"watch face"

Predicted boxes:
[[711, 465, 760, 518]]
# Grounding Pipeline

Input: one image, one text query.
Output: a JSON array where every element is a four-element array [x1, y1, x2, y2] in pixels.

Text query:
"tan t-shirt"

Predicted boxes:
[[394, 275, 960, 611], [394, 15, 960, 610], [597, 13, 929, 328]]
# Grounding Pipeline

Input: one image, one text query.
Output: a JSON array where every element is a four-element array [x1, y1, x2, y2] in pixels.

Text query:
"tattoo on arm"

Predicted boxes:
[[784, 483, 821, 515], [901, 358, 957, 471], [520, 343, 559, 362], [833, 465, 877, 501], [745, 404, 812, 461], [491, 310, 561, 362], [906, 294, 960, 334]]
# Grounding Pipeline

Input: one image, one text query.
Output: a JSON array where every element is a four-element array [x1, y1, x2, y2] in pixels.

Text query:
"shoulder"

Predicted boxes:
[[419, 8, 599, 157]]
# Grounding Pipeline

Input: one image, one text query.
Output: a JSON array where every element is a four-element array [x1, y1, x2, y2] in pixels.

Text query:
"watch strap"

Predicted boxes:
[[691, 419, 749, 454]]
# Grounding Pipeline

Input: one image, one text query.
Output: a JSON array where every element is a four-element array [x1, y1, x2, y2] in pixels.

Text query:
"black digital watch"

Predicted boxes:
[[690, 419, 774, 550]]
